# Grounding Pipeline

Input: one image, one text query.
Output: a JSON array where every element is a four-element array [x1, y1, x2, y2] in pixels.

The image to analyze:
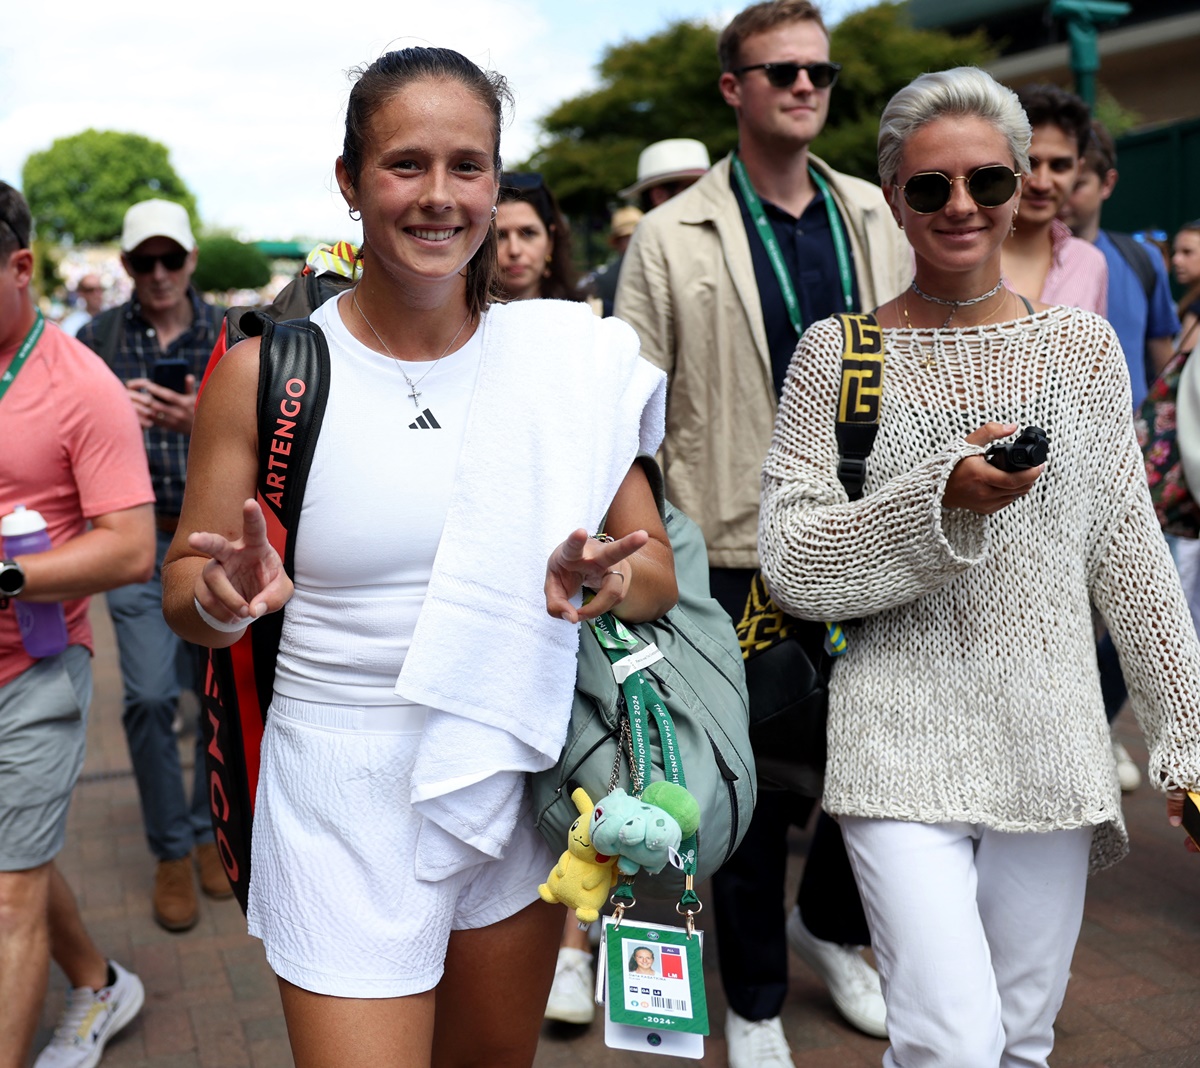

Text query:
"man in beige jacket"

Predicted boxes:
[[615, 2, 909, 1064]]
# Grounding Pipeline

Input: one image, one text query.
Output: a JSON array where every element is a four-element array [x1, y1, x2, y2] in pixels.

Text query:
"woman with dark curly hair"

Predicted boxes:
[[1172, 220, 1200, 357], [496, 172, 581, 302]]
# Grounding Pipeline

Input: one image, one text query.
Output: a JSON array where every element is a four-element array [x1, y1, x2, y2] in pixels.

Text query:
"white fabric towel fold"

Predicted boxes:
[[394, 300, 666, 881]]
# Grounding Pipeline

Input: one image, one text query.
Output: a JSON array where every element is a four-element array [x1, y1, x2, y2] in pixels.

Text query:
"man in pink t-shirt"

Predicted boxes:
[[0, 182, 155, 1068], [1002, 83, 1107, 315]]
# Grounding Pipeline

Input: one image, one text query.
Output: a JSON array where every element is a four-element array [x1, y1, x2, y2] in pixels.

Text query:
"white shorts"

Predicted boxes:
[[246, 697, 555, 998]]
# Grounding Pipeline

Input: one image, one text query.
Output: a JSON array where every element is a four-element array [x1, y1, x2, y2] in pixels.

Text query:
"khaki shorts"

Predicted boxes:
[[0, 646, 91, 870]]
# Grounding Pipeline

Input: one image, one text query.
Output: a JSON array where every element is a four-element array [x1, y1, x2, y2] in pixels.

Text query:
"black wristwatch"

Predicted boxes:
[[0, 559, 25, 603]]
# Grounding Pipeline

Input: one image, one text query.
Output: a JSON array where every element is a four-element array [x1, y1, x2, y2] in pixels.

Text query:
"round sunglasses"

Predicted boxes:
[[731, 60, 841, 90], [898, 165, 1020, 215]]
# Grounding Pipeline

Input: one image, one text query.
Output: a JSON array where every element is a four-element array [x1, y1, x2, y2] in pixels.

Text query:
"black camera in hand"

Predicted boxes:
[[985, 426, 1049, 471]]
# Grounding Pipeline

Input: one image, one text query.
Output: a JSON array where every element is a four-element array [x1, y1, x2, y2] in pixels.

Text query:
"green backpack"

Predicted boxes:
[[531, 460, 756, 911]]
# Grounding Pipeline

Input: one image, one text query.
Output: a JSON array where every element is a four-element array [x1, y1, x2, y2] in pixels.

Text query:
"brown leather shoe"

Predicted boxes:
[[153, 857, 199, 932], [195, 841, 234, 899]]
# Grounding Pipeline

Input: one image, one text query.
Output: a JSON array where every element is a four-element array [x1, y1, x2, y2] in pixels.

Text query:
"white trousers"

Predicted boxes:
[[840, 817, 1093, 1068]]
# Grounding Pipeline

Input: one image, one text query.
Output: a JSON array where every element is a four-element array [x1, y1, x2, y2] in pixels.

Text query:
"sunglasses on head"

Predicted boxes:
[[0, 214, 29, 250], [898, 165, 1020, 215], [732, 60, 841, 89], [500, 172, 546, 194], [127, 250, 188, 274]]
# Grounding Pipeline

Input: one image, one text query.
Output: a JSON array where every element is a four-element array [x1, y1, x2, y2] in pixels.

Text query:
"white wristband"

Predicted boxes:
[[194, 596, 252, 634]]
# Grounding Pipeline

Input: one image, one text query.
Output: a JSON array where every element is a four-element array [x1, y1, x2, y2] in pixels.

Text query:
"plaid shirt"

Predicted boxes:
[[78, 287, 223, 517]]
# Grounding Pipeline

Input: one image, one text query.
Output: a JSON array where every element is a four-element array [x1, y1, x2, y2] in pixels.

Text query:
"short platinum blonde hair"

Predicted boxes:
[[877, 67, 1031, 186]]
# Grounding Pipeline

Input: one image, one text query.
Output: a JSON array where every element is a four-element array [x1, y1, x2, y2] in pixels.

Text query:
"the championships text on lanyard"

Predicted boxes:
[[0, 309, 44, 410], [731, 152, 855, 337]]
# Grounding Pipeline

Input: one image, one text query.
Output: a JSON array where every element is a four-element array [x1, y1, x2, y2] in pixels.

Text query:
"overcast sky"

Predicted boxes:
[[2, 0, 869, 244]]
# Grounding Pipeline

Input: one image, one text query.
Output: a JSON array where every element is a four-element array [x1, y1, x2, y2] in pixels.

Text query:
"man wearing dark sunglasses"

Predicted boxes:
[[77, 199, 227, 934], [1001, 84, 1107, 318], [616, 1, 909, 1063]]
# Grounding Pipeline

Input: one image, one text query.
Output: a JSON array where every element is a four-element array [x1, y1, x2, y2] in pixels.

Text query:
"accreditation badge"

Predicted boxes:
[[597, 916, 708, 1058]]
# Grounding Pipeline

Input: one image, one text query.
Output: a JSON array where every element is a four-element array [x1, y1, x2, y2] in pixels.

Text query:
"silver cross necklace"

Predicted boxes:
[[351, 289, 471, 409]]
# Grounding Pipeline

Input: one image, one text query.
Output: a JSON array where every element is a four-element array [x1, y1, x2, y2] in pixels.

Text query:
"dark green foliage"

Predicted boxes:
[[191, 236, 272, 293], [818, 3, 996, 181], [523, 3, 996, 216], [524, 21, 735, 216], [22, 129, 197, 245]]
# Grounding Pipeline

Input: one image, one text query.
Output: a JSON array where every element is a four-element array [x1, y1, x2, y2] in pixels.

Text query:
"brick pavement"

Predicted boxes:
[[25, 599, 1200, 1067]]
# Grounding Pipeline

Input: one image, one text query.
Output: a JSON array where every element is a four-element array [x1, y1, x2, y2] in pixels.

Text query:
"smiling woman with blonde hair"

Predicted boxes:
[[758, 66, 1200, 1066]]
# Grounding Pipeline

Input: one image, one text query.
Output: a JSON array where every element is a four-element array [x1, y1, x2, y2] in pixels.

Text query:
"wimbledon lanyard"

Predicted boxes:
[[731, 153, 855, 336], [0, 310, 43, 409], [590, 613, 700, 909]]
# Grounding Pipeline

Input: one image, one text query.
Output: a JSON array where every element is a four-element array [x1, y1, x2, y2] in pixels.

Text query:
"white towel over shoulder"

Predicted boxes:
[[394, 300, 666, 881]]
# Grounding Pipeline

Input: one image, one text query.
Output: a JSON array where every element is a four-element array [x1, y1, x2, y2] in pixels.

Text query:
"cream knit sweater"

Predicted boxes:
[[760, 306, 1200, 871]]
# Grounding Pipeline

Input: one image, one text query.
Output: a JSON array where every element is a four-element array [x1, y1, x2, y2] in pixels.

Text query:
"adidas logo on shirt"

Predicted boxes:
[[408, 408, 441, 430]]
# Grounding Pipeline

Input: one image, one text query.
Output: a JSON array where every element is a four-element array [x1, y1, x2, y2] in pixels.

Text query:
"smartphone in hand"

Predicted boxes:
[[152, 358, 191, 394]]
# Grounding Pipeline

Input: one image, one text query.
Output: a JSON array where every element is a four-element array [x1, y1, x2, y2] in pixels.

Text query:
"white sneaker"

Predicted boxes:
[[725, 1008, 795, 1068], [786, 906, 887, 1038], [35, 960, 145, 1068], [544, 946, 595, 1025], [1112, 736, 1142, 792]]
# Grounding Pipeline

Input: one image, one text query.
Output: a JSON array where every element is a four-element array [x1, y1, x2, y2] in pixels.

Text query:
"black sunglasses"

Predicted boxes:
[[899, 165, 1020, 215], [732, 60, 841, 89], [127, 250, 188, 274]]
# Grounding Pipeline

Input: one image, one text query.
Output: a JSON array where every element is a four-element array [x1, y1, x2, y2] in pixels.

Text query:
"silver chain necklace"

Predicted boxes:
[[351, 289, 471, 409], [911, 278, 1005, 328]]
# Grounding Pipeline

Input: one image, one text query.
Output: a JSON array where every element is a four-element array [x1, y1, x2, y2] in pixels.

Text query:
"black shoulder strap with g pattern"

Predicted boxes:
[[832, 312, 883, 501]]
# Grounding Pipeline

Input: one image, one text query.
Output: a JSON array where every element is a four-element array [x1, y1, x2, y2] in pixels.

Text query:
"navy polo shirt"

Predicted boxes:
[[732, 169, 860, 399]]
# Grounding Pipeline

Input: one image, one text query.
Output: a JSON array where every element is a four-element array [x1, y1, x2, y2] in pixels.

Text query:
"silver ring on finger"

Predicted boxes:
[[607, 570, 624, 582]]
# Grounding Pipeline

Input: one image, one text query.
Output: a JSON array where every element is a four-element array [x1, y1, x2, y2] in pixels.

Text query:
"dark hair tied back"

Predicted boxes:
[[498, 172, 581, 301], [0, 181, 32, 258], [342, 47, 513, 317]]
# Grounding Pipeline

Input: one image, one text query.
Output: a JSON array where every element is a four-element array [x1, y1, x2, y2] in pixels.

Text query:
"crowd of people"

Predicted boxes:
[[2, 2, 1199, 1067]]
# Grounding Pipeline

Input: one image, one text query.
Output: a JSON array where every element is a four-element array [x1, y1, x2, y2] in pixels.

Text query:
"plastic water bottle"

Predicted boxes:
[[1, 505, 68, 658]]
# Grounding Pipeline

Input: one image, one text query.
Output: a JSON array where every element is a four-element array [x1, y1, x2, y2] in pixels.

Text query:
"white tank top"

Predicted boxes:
[[272, 293, 483, 705]]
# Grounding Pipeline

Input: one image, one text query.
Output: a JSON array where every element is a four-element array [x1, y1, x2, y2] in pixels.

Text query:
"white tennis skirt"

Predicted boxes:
[[246, 696, 554, 997]]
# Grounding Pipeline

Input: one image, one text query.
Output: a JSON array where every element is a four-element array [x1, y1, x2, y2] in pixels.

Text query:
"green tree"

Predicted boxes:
[[524, 21, 735, 219], [524, 3, 995, 220], [191, 236, 272, 293], [1093, 86, 1140, 139], [22, 129, 197, 245], [819, 3, 995, 180]]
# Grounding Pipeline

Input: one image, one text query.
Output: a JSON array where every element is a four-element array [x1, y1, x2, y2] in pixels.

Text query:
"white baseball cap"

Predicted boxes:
[[620, 139, 712, 200], [121, 199, 196, 253]]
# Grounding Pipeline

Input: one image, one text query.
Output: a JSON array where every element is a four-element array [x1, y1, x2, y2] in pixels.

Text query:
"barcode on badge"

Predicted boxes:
[[651, 996, 688, 1011]]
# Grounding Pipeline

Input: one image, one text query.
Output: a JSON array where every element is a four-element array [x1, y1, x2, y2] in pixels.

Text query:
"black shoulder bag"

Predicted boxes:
[[201, 319, 330, 912], [738, 311, 883, 796]]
